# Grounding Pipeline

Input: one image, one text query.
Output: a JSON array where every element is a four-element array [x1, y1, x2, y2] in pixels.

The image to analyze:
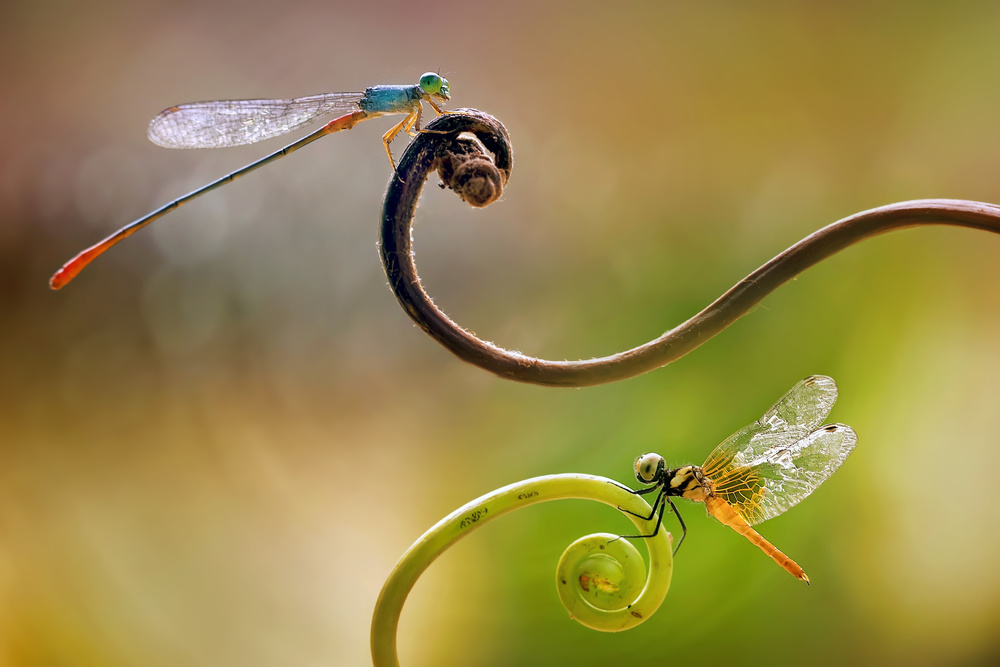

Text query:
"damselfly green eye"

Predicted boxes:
[[634, 453, 664, 484], [419, 72, 444, 94]]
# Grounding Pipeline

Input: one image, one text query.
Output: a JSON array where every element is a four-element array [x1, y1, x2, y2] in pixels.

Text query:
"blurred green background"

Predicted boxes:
[[3, 1, 1000, 665]]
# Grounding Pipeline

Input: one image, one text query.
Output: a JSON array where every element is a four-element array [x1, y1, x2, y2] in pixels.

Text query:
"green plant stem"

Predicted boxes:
[[370, 473, 673, 667]]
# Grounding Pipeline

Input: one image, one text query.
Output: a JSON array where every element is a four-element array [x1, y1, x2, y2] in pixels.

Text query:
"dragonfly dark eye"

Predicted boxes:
[[634, 453, 664, 484]]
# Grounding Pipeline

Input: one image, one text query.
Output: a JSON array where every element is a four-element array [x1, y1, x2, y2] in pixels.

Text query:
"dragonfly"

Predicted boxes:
[[622, 375, 857, 583], [49, 72, 451, 290]]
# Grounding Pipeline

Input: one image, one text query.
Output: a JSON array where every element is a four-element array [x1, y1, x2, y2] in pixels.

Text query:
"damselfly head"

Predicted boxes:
[[419, 72, 450, 101], [634, 453, 665, 485]]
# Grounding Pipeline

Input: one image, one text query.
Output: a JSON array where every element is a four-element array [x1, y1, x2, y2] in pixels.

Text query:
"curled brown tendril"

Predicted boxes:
[[381, 109, 1000, 387]]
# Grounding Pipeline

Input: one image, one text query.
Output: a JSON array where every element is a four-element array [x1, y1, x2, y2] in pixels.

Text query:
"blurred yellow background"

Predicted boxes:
[[3, 1, 1000, 665]]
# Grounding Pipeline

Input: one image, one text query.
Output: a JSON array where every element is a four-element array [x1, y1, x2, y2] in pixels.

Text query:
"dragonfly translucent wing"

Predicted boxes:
[[709, 423, 857, 525], [147, 92, 365, 149], [758, 375, 839, 435], [702, 375, 839, 477]]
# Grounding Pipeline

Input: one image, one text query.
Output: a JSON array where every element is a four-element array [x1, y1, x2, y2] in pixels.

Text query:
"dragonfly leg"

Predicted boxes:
[[606, 479, 658, 497], [616, 486, 663, 521], [426, 99, 445, 115], [613, 490, 668, 542], [416, 99, 460, 136], [665, 498, 686, 555], [405, 106, 422, 138], [381, 109, 419, 170], [615, 492, 685, 555], [617, 486, 666, 524]]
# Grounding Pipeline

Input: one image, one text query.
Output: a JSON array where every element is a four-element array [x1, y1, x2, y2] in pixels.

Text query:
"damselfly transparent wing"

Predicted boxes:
[[148, 92, 365, 149], [701, 376, 856, 525]]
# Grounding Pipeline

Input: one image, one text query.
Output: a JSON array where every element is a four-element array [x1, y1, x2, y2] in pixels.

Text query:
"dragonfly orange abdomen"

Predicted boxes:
[[704, 495, 809, 583]]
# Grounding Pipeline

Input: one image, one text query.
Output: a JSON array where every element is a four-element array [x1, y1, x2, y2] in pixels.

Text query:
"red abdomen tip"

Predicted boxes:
[[49, 259, 84, 290], [49, 268, 70, 290]]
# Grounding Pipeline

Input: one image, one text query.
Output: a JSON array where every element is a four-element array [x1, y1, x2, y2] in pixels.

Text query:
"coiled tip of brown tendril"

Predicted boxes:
[[435, 135, 506, 208]]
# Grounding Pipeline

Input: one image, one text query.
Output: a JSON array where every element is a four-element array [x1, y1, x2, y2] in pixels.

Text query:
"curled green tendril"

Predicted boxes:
[[370, 474, 673, 666]]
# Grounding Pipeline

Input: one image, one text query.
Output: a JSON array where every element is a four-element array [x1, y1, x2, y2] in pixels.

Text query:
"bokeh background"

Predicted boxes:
[[3, 1, 1000, 665]]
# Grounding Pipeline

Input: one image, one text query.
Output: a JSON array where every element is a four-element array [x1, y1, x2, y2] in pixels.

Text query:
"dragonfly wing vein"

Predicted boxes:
[[702, 376, 839, 475], [749, 423, 857, 524], [702, 376, 856, 525]]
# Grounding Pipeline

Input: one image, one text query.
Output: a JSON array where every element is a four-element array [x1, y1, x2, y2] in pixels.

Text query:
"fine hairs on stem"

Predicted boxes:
[[381, 109, 1000, 387]]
